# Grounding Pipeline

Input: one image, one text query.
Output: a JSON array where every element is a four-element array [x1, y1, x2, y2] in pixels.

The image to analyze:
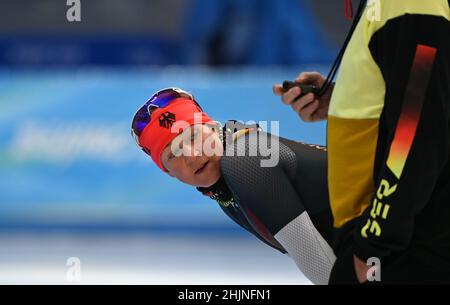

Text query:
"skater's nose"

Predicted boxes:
[[183, 143, 202, 170]]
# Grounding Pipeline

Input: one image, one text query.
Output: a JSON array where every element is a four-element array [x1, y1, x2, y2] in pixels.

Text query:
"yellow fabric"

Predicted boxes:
[[327, 116, 379, 227]]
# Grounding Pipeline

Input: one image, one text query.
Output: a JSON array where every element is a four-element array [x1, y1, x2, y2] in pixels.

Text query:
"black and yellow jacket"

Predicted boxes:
[[327, 0, 450, 262]]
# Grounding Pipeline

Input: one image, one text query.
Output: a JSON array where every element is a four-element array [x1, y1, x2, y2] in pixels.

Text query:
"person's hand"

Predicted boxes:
[[272, 72, 333, 122], [353, 255, 370, 284]]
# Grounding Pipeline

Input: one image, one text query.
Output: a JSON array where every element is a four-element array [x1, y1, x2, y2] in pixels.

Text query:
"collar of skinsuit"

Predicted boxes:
[[196, 120, 260, 206]]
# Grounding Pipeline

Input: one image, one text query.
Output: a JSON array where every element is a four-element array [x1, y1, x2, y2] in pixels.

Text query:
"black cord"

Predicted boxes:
[[318, 0, 368, 97]]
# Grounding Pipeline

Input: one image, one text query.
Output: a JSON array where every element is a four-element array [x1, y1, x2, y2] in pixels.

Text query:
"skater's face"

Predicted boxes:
[[161, 124, 223, 187]]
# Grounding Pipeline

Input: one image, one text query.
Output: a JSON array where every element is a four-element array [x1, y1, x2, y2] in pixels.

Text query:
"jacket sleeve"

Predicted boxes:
[[353, 3, 450, 261]]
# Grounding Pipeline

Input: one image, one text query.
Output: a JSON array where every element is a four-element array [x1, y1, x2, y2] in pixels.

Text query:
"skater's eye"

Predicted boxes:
[[191, 131, 199, 142], [168, 150, 177, 161]]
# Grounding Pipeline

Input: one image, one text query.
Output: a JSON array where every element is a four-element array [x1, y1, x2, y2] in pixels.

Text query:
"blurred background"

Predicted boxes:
[[0, 0, 350, 284]]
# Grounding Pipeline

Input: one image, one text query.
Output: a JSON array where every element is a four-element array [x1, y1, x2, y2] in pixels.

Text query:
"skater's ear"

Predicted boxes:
[[161, 160, 174, 177], [162, 163, 176, 179]]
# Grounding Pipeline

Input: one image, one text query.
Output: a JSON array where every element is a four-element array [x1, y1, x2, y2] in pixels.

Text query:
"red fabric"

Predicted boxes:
[[345, 0, 353, 19], [245, 207, 284, 251], [139, 98, 214, 172]]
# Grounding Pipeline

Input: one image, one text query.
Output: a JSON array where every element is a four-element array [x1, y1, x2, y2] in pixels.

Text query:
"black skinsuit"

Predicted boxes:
[[197, 121, 336, 284]]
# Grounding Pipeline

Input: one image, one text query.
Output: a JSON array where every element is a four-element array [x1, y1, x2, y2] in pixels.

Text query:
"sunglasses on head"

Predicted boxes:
[[130, 87, 202, 155]]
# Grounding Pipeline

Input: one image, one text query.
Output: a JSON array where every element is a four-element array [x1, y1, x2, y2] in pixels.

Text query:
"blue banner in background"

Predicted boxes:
[[0, 67, 327, 232]]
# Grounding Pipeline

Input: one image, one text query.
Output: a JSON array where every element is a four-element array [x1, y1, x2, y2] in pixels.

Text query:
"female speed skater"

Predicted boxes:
[[130, 87, 336, 285]]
